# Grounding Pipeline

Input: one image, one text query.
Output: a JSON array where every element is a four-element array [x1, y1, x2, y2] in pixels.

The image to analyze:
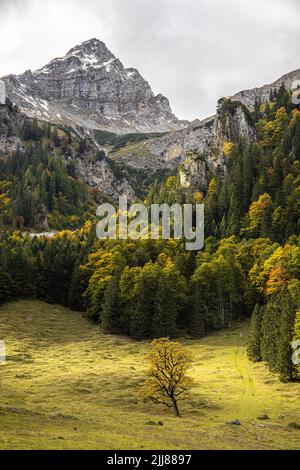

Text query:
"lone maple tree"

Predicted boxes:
[[142, 338, 194, 417]]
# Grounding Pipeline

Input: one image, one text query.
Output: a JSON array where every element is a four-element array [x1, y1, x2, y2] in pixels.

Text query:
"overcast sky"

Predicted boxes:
[[0, 0, 299, 120]]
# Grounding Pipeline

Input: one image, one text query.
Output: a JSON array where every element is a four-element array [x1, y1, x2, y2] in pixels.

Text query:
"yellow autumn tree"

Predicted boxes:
[[193, 191, 204, 204], [165, 176, 177, 191], [256, 107, 288, 148], [248, 193, 273, 230], [0, 181, 11, 221], [290, 109, 300, 128], [250, 244, 300, 295], [265, 266, 290, 295], [223, 141, 234, 157], [272, 107, 288, 145], [208, 178, 217, 196], [141, 338, 194, 417]]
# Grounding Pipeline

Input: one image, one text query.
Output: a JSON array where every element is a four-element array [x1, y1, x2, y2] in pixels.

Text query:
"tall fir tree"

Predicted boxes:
[[0, 268, 13, 304], [102, 270, 122, 335], [247, 304, 262, 362], [276, 293, 297, 381]]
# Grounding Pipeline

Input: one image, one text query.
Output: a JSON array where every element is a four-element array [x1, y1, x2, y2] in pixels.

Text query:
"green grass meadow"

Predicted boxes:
[[0, 301, 299, 450]]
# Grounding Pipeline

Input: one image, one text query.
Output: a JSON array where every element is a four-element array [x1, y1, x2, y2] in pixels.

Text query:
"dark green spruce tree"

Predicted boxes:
[[247, 304, 262, 362], [276, 293, 297, 382], [187, 283, 206, 337], [260, 299, 281, 370], [102, 270, 122, 335], [0, 268, 13, 304]]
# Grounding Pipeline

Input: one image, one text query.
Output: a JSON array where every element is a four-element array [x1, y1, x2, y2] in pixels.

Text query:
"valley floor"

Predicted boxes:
[[0, 301, 299, 450]]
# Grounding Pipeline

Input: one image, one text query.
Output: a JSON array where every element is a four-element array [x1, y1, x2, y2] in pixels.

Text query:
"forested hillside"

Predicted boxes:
[[0, 103, 108, 230], [0, 85, 299, 381]]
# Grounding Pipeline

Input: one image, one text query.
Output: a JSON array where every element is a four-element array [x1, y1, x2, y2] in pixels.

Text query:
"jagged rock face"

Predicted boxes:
[[115, 101, 256, 190], [149, 116, 217, 170], [112, 116, 217, 175], [2, 39, 186, 134], [214, 99, 256, 145], [177, 102, 256, 189], [179, 152, 208, 190], [0, 80, 6, 105], [0, 133, 24, 155], [74, 157, 135, 200], [0, 100, 26, 155], [0, 100, 135, 200], [232, 68, 300, 110]]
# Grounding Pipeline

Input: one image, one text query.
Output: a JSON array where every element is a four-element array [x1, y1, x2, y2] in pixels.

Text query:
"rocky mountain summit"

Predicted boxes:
[[232, 68, 300, 109], [2, 38, 186, 134]]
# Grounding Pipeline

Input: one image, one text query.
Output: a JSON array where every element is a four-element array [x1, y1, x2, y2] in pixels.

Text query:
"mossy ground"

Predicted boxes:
[[0, 301, 299, 450]]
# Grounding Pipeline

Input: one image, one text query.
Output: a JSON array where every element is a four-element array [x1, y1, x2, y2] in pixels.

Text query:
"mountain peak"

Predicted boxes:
[[33, 38, 118, 78], [66, 38, 115, 63], [2, 38, 185, 134]]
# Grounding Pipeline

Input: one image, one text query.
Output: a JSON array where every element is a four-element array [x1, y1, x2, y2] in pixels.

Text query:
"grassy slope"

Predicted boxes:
[[0, 301, 299, 450]]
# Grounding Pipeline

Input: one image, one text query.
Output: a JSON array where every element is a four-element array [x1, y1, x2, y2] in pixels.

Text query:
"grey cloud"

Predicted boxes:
[[0, 0, 299, 120], [0, 0, 29, 12]]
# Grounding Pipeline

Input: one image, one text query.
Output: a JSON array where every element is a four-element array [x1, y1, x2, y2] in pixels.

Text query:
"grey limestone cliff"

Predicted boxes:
[[2, 39, 186, 135]]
